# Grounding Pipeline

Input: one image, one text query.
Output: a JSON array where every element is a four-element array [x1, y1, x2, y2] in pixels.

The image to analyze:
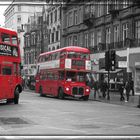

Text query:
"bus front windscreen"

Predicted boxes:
[[66, 71, 88, 82]]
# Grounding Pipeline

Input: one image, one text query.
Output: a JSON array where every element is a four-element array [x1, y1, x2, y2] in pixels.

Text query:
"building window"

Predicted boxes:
[[90, 32, 94, 47], [58, 7, 60, 20], [135, 20, 140, 39], [33, 33, 36, 45], [84, 33, 89, 48], [91, 4, 95, 15], [114, 25, 119, 43], [50, 12, 53, 24], [106, 0, 110, 14], [52, 32, 54, 43], [56, 30, 59, 41], [68, 36, 73, 46], [122, 23, 128, 41], [97, 2, 103, 17], [79, 8, 82, 23], [114, 0, 119, 10], [106, 27, 111, 44], [18, 5, 21, 11], [97, 30, 101, 44], [54, 9, 57, 22], [17, 15, 21, 23], [27, 36, 30, 47], [73, 35, 78, 46], [79, 33, 83, 47], [74, 10, 78, 25], [68, 11, 73, 27], [123, 0, 128, 8]]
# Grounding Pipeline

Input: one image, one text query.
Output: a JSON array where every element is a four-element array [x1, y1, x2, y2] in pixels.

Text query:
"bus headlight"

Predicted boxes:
[[66, 87, 70, 91], [86, 88, 90, 92]]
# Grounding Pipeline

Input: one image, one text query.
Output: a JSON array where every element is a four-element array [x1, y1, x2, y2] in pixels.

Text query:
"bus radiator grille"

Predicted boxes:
[[72, 87, 84, 95]]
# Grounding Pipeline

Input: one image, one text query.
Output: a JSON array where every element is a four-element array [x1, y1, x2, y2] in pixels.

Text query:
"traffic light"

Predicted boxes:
[[110, 50, 116, 71], [105, 50, 110, 71]]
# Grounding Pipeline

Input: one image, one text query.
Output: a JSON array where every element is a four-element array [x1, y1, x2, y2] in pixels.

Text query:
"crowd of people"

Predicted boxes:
[[89, 76, 134, 102]]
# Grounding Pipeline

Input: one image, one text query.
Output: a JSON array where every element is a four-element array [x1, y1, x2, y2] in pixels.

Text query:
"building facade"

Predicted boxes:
[[23, 13, 43, 76], [4, 0, 46, 63], [61, 0, 140, 86], [22, 0, 140, 88], [46, 0, 62, 51]]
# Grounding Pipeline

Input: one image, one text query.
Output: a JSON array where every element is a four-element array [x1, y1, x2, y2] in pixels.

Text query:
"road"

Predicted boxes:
[[0, 90, 140, 136]]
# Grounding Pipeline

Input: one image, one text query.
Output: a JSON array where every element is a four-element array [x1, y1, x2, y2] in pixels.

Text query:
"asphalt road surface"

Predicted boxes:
[[0, 90, 140, 136]]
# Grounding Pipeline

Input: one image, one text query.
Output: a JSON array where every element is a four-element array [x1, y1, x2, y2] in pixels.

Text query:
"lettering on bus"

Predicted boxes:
[[0, 44, 18, 57]]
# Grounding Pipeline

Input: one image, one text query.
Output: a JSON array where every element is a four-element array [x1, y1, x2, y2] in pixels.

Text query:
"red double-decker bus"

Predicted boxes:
[[0, 27, 22, 104], [35, 46, 91, 100]]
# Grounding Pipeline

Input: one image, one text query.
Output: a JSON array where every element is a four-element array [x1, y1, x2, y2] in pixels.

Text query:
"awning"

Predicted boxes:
[[97, 69, 123, 74]]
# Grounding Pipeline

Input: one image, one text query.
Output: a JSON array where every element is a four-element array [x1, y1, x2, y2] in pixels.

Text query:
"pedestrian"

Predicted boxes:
[[118, 82, 125, 101], [22, 76, 25, 90], [125, 81, 131, 102], [93, 80, 101, 99], [100, 79, 108, 98], [130, 78, 134, 96]]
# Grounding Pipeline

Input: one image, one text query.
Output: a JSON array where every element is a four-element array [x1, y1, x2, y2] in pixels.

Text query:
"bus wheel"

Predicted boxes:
[[58, 88, 64, 99], [83, 95, 89, 101], [39, 87, 45, 97], [7, 99, 14, 104], [14, 88, 19, 104]]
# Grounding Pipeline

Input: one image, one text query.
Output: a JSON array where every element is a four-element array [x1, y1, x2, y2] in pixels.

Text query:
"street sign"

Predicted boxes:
[[118, 61, 127, 68]]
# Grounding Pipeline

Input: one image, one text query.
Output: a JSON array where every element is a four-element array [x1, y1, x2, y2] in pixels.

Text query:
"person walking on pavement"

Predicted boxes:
[[100, 79, 108, 98], [125, 80, 131, 102], [93, 80, 101, 99], [130, 78, 134, 96], [118, 82, 125, 101]]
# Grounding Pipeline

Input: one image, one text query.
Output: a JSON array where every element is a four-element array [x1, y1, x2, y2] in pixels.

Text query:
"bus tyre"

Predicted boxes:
[[14, 88, 19, 104], [83, 95, 89, 101], [58, 88, 64, 99]]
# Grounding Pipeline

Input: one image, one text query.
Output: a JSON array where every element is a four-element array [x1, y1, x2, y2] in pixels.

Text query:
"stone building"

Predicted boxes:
[[4, 0, 46, 63], [61, 0, 140, 90]]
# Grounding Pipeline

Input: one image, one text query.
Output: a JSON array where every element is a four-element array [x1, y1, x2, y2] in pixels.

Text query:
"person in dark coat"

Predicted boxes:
[[130, 78, 134, 96], [100, 79, 108, 98], [125, 81, 131, 102], [93, 80, 101, 99], [118, 82, 125, 101]]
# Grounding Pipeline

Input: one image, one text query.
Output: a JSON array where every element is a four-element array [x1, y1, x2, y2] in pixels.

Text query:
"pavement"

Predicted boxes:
[[24, 88, 140, 108], [89, 89, 140, 108]]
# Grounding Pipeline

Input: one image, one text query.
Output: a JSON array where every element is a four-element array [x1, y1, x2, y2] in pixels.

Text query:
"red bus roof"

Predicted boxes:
[[40, 46, 90, 56], [0, 27, 17, 35]]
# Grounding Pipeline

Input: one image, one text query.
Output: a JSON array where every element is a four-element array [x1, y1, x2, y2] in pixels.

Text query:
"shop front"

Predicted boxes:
[[98, 55, 127, 91]]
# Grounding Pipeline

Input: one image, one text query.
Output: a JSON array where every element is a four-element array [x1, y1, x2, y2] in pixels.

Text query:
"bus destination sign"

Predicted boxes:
[[0, 44, 18, 57]]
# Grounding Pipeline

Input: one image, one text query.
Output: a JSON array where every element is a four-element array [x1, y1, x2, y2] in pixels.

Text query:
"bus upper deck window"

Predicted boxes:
[[60, 52, 66, 59], [1, 33, 10, 44], [12, 36, 18, 45], [2, 66, 12, 75]]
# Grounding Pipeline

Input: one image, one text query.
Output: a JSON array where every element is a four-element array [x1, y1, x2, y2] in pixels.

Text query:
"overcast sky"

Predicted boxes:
[[0, 1, 11, 26]]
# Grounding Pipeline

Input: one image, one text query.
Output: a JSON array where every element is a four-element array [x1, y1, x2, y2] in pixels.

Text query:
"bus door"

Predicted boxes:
[[1, 64, 13, 99]]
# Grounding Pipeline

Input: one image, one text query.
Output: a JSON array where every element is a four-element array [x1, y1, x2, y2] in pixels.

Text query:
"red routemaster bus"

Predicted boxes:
[[35, 46, 91, 100], [0, 27, 22, 104]]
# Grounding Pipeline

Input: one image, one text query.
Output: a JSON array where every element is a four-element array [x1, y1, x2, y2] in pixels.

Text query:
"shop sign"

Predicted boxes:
[[118, 61, 127, 68]]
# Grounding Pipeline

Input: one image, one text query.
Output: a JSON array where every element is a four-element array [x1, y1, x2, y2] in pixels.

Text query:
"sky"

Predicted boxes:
[[0, 1, 12, 26]]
